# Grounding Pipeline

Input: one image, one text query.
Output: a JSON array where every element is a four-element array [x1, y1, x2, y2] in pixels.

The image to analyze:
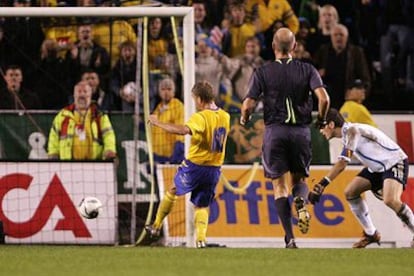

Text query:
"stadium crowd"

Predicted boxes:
[[0, 0, 413, 112]]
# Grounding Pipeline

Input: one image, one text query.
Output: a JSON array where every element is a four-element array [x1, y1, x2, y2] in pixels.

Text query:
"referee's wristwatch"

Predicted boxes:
[[240, 115, 251, 126], [316, 115, 328, 129]]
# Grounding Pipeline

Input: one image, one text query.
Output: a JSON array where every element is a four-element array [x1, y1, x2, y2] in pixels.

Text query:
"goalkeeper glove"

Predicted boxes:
[[308, 177, 331, 204]]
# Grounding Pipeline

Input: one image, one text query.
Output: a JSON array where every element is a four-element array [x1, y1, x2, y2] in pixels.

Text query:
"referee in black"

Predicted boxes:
[[241, 28, 330, 248]]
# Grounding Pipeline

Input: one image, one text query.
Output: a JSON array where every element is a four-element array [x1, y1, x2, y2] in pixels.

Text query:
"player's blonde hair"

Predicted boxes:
[[191, 81, 215, 103]]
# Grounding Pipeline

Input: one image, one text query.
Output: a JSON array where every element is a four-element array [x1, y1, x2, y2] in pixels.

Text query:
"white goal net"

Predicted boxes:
[[0, 6, 195, 246]]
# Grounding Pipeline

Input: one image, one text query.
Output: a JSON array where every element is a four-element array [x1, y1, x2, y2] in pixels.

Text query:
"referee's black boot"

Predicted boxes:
[[294, 196, 310, 234]]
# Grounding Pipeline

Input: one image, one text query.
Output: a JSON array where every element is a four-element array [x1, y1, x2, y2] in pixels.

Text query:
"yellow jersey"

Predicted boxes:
[[245, 0, 299, 33], [229, 23, 256, 57], [92, 20, 137, 67], [43, 24, 78, 58], [340, 101, 377, 128], [72, 110, 93, 160], [148, 38, 169, 71], [152, 98, 184, 158], [186, 108, 230, 166]]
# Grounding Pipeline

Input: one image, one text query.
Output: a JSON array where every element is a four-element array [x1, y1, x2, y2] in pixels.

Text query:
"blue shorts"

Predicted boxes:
[[262, 124, 311, 179], [174, 160, 221, 207], [154, 141, 184, 164], [358, 158, 409, 197]]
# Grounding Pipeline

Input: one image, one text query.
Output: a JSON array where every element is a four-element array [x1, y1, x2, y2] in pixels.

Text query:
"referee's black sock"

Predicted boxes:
[[275, 197, 294, 242], [292, 181, 309, 201]]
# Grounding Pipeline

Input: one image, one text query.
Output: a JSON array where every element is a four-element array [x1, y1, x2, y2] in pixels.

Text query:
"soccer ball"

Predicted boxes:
[[78, 197, 103, 219]]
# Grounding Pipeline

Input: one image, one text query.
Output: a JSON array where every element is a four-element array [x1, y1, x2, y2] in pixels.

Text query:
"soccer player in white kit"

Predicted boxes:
[[308, 108, 414, 248]]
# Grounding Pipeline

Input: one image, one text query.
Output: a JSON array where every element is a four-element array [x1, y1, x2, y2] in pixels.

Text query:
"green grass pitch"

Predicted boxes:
[[1, 245, 413, 276]]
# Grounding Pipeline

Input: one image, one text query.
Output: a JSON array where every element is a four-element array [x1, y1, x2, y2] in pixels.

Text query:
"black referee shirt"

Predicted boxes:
[[246, 58, 324, 126]]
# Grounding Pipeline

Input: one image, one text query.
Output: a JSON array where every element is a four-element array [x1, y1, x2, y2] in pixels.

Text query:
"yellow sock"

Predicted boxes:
[[194, 207, 209, 242], [153, 191, 177, 229]]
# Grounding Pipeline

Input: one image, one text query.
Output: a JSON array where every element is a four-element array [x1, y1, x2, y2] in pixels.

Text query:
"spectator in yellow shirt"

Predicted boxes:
[[93, 19, 137, 67], [245, 0, 299, 34], [42, 18, 77, 59], [151, 77, 184, 164], [48, 81, 116, 160], [340, 79, 377, 127], [222, 1, 258, 58]]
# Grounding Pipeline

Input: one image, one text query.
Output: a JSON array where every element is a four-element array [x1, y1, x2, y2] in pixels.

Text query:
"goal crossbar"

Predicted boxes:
[[0, 7, 193, 17]]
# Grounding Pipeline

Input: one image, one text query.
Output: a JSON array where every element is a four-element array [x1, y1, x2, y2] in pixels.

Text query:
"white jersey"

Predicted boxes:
[[339, 122, 407, 172]]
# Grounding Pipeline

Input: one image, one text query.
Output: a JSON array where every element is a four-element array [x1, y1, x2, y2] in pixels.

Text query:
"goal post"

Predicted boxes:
[[0, 6, 195, 246]]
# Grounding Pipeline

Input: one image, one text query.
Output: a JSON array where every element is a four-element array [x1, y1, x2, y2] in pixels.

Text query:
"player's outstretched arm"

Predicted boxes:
[[148, 114, 190, 135], [308, 159, 348, 204]]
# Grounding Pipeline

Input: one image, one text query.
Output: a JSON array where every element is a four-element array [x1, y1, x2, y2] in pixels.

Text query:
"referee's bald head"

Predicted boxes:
[[272, 27, 296, 55]]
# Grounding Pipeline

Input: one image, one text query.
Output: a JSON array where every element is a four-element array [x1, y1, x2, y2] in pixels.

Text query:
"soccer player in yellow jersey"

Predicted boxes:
[[146, 81, 230, 248], [340, 79, 377, 128]]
